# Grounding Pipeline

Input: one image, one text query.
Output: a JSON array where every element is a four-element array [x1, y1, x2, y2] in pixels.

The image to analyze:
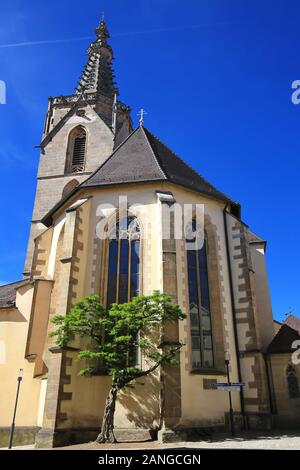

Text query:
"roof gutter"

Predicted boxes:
[[0, 303, 16, 310], [263, 352, 277, 414]]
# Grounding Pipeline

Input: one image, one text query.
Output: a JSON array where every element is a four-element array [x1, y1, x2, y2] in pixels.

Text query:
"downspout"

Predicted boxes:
[[263, 352, 276, 415], [223, 205, 247, 429]]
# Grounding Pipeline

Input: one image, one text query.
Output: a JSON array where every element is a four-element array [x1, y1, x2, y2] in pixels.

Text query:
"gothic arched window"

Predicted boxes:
[[186, 221, 214, 369], [287, 365, 300, 398], [106, 216, 141, 307], [66, 126, 87, 174]]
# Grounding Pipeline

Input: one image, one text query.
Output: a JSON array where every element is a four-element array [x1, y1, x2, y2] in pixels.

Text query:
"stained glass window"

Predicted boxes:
[[106, 216, 140, 307], [186, 222, 214, 369]]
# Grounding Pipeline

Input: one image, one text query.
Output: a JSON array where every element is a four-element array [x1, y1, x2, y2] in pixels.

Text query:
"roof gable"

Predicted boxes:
[[143, 127, 236, 204], [82, 126, 166, 187], [43, 125, 239, 226], [267, 324, 300, 354], [284, 315, 300, 334], [0, 280, 27, 309], [82, 126, 238, 206], [41, 96, 111, 148]]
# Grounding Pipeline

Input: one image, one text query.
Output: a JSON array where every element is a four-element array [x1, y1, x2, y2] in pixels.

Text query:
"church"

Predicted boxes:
[[0, 17, 300, 448]]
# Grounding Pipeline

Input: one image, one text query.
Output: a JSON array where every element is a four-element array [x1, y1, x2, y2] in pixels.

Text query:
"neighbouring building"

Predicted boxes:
[[266, 316, 300, 428], [0, 17, 299, 448]]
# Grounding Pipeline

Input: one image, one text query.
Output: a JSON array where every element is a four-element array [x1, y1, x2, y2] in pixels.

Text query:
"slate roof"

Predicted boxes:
[[267, 324, 300, 354], [42, 125, 240, 226], [82, 126, 239, 207], [0, 280, 27, 308]]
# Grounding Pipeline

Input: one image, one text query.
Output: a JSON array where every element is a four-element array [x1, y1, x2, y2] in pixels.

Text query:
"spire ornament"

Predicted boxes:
[[76, 16, 118, 99], [95, 16, 110, 45]]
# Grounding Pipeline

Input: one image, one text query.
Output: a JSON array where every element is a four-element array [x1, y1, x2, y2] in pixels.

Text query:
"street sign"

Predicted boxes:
[[214, 382, 245, 392]]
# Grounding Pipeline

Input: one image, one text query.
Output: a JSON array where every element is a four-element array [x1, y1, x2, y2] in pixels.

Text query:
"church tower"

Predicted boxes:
[[24, 17, 132, 276]]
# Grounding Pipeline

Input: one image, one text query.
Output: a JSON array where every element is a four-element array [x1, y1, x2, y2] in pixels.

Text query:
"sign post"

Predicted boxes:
[[8, 369, 23, 449], [225, 352, 234, 437], [214, 353, 245, 438]]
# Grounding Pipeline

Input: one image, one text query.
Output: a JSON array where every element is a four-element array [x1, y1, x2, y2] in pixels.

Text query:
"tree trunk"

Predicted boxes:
[[96, 386, 118, 443]]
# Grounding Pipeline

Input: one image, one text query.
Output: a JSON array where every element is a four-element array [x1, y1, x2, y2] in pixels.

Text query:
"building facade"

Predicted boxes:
[[0, 17, 299, 448]]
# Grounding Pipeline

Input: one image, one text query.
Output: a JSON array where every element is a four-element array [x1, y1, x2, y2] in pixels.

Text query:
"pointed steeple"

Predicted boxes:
[[76, 17, 118, 99]]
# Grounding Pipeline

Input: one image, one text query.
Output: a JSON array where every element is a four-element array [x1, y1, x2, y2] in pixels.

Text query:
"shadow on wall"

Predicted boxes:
[[117, 372, 160, 429], [0, 309, 27, 323]]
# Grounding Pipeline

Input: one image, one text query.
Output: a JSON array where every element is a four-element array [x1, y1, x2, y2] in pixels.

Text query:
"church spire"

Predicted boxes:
[[76, 17, 118, 99]]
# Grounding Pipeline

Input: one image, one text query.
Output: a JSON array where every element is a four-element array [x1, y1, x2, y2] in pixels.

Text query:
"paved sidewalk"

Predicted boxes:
[[2, 431, 300, 450], [55, 431, 300, 451], [2, 445, 35, 450]]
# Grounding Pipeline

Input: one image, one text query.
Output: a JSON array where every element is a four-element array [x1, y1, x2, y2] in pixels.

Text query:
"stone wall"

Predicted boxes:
[[226, 212, 272, 424], [24, 99, 131, 275]]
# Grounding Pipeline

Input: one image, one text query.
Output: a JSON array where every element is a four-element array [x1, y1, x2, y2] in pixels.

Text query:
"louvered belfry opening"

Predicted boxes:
[[67, 126, 87, 173]]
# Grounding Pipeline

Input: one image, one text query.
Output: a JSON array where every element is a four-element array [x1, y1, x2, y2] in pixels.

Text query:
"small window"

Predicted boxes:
[[287, 365, 300, 398], [66, 126, 86, 174]]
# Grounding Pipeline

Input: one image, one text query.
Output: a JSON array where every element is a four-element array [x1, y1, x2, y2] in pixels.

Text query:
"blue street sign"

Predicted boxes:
[[214, 382, 245, 392]]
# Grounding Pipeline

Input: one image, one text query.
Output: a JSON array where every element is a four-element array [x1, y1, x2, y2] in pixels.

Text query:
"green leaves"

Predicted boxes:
[[51, 292, 186, 390], [50, 295, 105, 346]]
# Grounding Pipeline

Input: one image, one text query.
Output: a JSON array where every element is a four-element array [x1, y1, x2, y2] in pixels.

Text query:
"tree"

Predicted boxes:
[[50, 291, 185, 443]]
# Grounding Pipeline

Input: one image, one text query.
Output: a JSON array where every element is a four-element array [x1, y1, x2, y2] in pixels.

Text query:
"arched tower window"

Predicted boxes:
[[186, 220, 214, 369], [106, 215, 141, 307], [66, 126, 87, 174], [287, 365, 300, 398]]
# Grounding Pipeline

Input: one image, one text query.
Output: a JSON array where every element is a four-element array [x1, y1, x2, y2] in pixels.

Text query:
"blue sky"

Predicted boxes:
[[0, 0, 299, 321]]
